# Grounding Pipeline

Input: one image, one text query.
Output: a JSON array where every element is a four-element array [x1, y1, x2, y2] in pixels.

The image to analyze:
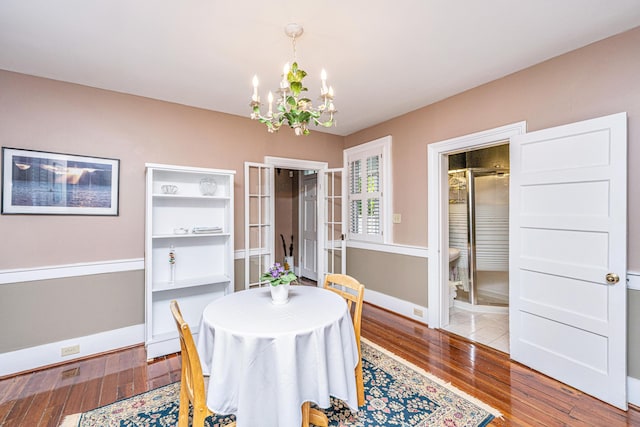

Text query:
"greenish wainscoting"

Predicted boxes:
[[346, 247, 428, 307], [0, 270, 144, 354]]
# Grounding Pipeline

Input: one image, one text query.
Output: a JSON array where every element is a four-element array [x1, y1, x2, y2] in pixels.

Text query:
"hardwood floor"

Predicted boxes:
[[1, 303, 638, 426]]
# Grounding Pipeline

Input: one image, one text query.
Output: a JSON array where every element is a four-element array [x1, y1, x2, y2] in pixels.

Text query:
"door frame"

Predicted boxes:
[[265, 157, 328, 284], [427, 121, 526, 328]]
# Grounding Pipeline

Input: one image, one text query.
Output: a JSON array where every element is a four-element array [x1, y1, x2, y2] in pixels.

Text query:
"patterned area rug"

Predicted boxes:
[[60, 339, 500, 426]]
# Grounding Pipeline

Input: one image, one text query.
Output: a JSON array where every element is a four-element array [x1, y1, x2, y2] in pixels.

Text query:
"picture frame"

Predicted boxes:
[[1, 147, 120, 215]]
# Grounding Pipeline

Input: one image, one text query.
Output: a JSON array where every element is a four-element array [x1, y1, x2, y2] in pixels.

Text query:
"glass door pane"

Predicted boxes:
[[473, 170, 509, 306]]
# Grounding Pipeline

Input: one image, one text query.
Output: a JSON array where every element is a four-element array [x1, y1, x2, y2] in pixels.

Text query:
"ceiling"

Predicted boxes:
[[1, 1, 639, 136]]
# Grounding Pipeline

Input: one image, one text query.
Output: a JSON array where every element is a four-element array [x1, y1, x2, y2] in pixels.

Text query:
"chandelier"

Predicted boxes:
[[250, 23, 336, 136]]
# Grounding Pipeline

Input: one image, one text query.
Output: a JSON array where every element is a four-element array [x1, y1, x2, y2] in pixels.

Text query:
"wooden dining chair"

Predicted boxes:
[[301, 274, 366, 426], [170, 300, 236, 427], [323, 273, 366, 406]]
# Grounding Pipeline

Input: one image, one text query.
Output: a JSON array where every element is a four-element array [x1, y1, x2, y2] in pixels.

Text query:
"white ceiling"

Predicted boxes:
[[1, 1, 639, 136]]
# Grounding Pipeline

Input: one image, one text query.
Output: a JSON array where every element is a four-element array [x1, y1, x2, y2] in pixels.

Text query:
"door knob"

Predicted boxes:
[[605, 273, 620, 284]]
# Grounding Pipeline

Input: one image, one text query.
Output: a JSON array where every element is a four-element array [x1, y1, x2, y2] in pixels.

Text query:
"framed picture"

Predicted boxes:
[[1, 147, 120, 215]]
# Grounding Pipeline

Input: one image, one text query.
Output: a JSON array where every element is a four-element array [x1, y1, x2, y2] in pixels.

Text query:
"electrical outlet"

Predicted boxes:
[[392, 213, 402, 224], [413, 308, 424, 317], [61, 367, 80, 379], [61, 344, 80, 357]]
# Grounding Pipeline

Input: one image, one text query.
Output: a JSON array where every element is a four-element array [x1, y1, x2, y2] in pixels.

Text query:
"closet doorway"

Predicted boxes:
[[274, 168, 319, 282], [445, 144, 510, 352]]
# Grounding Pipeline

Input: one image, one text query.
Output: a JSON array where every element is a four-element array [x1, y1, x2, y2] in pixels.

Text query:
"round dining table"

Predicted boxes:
[[196, 285, 360, 427]]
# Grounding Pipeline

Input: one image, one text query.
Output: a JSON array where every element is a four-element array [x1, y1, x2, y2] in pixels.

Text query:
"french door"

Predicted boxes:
[[320, 168, 346, 277], [244, 162, 274, 289], [245, 161, 345, 288]]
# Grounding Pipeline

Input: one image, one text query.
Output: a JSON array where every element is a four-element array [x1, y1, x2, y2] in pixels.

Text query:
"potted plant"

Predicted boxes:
[[260, 262, 297, 304]]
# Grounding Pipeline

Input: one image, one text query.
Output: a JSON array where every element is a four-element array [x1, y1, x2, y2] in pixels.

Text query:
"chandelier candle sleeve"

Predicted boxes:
[[252, 76, 259, 102], [321, 69, 328, 95]]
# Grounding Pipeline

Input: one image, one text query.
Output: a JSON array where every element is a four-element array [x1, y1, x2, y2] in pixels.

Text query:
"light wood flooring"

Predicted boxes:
[[0, 303, 638, 426]]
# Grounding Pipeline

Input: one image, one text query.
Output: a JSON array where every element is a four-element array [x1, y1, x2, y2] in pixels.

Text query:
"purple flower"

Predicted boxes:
[[261, 262, 297, 286]]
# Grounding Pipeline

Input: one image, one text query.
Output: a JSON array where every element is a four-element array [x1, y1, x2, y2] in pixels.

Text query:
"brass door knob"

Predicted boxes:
[[605, 273, 620, 284]]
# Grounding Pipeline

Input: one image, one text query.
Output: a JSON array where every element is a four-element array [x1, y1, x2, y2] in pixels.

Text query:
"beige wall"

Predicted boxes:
[[345, 26, 640, 272], [0, 70, 343, 354], [345, 27, 640, 380], [274, 169, 298, 264], [0, 70, 344, 269]]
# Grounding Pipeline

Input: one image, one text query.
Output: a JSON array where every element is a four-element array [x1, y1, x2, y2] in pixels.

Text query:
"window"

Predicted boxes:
[[344, 136, 392, 243]]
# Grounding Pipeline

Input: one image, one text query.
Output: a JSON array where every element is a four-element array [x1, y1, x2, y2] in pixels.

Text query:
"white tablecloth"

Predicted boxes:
[[196, 285, 359, 427]]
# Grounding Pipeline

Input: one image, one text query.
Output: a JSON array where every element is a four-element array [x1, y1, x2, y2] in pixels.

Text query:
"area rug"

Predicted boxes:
[[60, 338, 500, 426]]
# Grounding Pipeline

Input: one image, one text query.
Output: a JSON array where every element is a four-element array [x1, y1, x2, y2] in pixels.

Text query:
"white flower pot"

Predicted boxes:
[[270, 283, 290, 305]]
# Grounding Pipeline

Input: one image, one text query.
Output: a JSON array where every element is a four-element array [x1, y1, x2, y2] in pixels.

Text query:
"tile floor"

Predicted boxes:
[[443, 306, 510, 353]]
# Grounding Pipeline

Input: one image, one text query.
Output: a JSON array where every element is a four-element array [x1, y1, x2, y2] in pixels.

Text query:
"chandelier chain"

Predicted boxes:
[[291, 35, 297, 61]]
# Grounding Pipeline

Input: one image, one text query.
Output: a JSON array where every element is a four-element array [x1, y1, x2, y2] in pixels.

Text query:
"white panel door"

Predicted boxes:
[[320, 168, 346, 278], [510, 112, 627, 409], [300, 172, 318, 280], [244, 162, 274, 289]]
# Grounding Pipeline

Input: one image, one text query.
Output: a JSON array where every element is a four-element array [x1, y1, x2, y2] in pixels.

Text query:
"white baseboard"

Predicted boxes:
[[0, 324, 145, 377], [364, 288, 428, 325]]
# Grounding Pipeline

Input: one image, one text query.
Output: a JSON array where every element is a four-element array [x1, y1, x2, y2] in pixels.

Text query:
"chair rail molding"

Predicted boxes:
[[347, 241, 429, 258], [628, 271, 640, 291], [0, 258, 144, 285]]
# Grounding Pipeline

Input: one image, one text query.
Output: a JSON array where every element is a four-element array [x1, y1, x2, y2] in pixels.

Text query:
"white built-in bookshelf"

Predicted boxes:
[[144, 163, 235, 359]]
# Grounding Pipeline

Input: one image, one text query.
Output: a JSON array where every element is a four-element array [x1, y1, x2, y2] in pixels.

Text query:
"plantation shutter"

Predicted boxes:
[[348, 151, 382, 242]]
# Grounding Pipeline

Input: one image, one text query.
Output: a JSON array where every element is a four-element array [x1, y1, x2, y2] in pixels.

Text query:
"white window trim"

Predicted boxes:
[[344, 135, 392, 244]]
